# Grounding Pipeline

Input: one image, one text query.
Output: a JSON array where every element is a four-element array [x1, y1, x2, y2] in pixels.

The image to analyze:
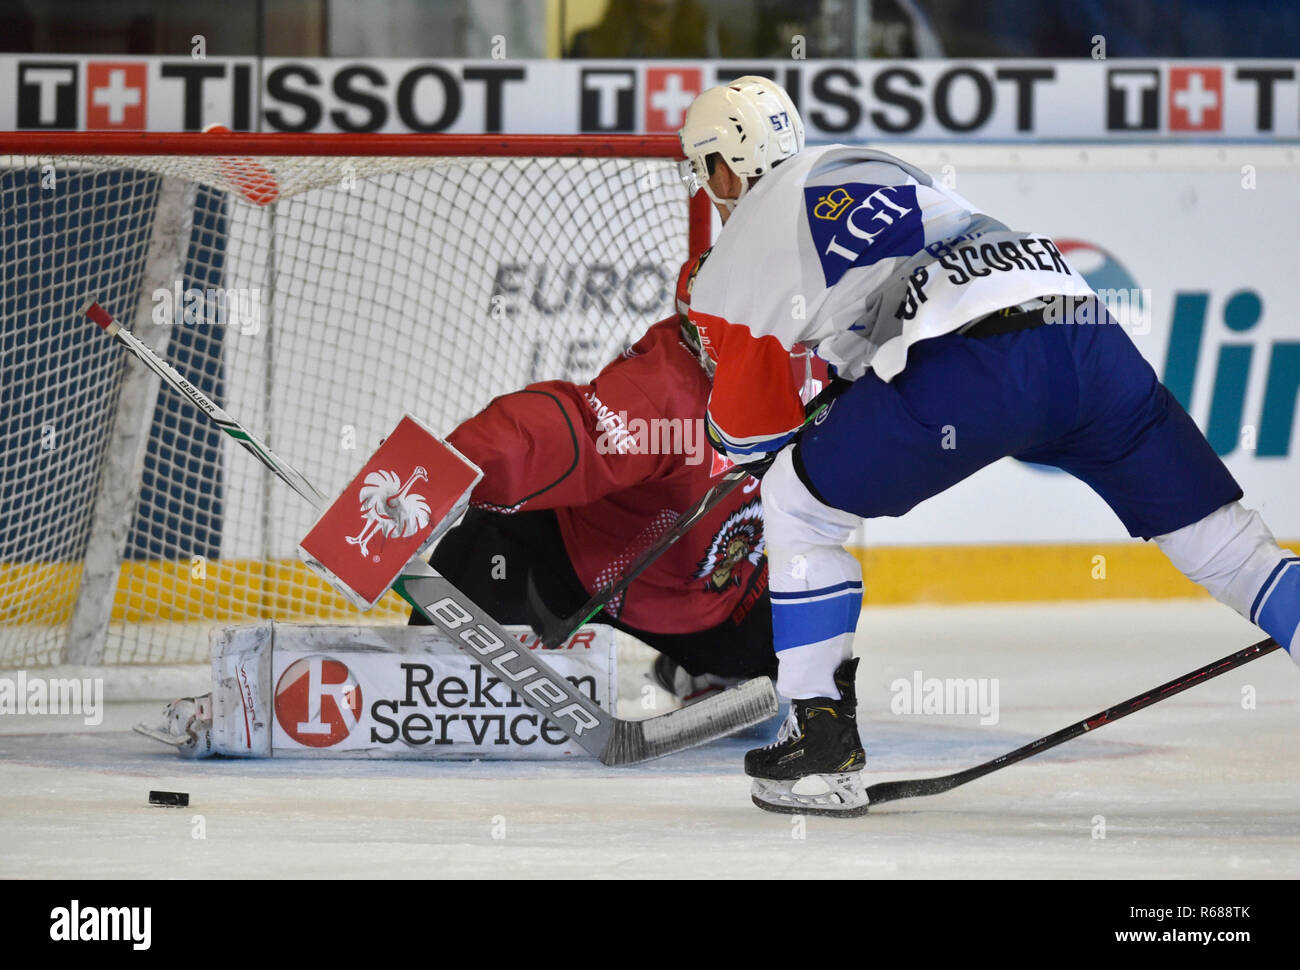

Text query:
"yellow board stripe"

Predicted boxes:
[[0, 560, 409, 624], [3, 538, 1297, 622], [850, 540, 1299, 604]]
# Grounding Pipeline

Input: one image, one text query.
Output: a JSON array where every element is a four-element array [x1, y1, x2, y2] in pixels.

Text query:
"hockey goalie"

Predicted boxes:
[[138, 252, 822, 759]]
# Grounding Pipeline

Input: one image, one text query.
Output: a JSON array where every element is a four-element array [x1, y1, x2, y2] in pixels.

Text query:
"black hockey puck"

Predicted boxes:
[[149, 790, 189, 808]]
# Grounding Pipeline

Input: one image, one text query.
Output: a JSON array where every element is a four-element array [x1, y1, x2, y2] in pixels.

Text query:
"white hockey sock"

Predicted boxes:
[[777, 641, 849, 699], [1155, 502, 1300, 658], [762, 450, 863, 699]]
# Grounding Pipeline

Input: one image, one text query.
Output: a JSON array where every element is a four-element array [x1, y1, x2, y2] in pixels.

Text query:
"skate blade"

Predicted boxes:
[[749, 795, 871, 818], [750, 773, 870, 818]]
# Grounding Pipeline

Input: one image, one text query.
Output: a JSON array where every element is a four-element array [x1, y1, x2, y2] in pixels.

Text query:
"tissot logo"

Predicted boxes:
[[17, 61, 78, 128], [645, 67, 701, 132], [1106, 67, 1159, 131], [86, 62, 147, 129], [580, 67, 634, 132], [1168, 66, 1222, 132]]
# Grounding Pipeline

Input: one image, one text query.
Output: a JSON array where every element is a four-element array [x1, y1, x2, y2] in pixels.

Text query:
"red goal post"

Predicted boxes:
[[0, 132, 711, 667]]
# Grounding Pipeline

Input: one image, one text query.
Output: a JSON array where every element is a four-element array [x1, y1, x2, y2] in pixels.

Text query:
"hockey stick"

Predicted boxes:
[[84, 303, 329, 506], [527, 383, 849, 649], [527, 465, 752, 647], [863, 636, 1281, 808], [86, 301, 777, 765]]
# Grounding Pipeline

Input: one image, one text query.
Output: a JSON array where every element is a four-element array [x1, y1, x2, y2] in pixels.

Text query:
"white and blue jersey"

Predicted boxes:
[[692, 145, 1300, 697], [688, 144, 1098, 466]]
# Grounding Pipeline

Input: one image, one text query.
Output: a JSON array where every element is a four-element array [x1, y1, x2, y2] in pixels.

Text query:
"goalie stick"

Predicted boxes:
[[85, 300, 777, 765], [861, 636, 1281, 808]]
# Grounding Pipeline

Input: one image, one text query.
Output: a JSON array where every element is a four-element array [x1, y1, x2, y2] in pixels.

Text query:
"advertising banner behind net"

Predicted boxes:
[[2, 55, 1298, 141], [850, 146, 1299, 545]]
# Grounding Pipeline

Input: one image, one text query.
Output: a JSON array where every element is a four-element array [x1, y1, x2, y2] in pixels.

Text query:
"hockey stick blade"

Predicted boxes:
[[396, 564, 777, 765], [863, 637, 1281, 808], [602, 676, 777, 766]]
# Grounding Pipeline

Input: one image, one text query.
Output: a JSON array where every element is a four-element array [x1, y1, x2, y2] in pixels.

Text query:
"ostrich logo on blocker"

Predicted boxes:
[[346, 465, 431, 560]]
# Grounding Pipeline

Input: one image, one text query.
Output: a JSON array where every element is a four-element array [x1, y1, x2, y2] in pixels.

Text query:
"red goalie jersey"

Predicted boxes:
[[448, 315, 771, 634]]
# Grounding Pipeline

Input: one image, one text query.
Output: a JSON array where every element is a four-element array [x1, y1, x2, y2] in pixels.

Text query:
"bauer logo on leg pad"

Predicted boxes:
[[299, 415, 482, 610]]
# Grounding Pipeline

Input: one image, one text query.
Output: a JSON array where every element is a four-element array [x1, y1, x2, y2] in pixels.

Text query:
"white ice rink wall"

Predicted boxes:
[[3, 54, 1295, 611], [830, 145, 1300, 603], [197, 144, 1297, 603]]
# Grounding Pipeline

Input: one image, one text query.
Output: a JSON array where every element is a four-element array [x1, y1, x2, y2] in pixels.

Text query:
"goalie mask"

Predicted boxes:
[[676, 248, 715, 378]]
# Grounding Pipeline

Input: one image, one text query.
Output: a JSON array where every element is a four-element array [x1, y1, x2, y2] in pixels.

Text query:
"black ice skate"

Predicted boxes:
[[745, 658, 867, 817]]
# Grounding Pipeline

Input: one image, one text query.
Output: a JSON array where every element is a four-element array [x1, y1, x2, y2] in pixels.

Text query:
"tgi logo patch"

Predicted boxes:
[[804, 182, 923, 286]]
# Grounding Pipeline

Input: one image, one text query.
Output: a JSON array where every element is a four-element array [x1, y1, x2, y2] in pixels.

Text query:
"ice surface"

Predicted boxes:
[[1, 601, 1295, 879]]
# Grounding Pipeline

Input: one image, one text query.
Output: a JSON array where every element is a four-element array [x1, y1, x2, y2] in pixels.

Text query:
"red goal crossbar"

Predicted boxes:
[[0, 131, 685, 157], [0, 131, 713, 254]]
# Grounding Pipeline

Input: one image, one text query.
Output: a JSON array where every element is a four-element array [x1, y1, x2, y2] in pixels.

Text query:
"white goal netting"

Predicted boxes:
[[1, 139, 700, 667]]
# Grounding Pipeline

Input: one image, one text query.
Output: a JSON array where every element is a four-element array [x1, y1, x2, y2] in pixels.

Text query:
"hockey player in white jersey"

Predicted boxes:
[[677, 76, 1300, 817]]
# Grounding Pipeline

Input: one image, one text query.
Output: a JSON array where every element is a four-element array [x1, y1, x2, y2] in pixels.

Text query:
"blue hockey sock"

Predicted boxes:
[[1250, 557, 1300, 654]]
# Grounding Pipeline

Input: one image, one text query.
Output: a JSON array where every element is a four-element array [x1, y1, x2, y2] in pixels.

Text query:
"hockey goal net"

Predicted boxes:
[[1, 132, 709, 668]]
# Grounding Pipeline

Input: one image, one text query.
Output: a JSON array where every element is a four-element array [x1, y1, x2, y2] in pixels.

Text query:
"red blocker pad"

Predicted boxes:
[[299, 415, 482, 611]]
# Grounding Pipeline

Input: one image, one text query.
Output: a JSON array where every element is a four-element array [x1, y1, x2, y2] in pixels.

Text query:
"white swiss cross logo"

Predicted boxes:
[[1168, 67, 1222, 131], [86, 62, 147, 129], [645, 67, 701, 132]]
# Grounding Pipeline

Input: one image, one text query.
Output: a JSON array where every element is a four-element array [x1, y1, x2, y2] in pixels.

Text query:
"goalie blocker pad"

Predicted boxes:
[[299, 414, 482, 610], [207, 622, 616, 759]]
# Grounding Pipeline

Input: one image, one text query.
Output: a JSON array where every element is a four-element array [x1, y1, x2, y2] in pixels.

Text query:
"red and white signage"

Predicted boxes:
[[645, 67, 701, 133], [1168, 66, 1223, 132], [232, 624, 616, 759], [273, 655, 363, 747], [299, 415, 482, 610], [5, 55, 1297, 140], [85, 61, 147, 129]]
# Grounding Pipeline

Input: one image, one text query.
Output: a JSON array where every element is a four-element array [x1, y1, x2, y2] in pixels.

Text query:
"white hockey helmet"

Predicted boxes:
[[679, 75, 805, 210]]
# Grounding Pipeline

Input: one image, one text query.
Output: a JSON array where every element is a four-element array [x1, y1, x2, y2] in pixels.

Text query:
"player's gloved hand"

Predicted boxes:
[[705, 423, 781, 479], [803, 376, 852, 422], [717, 378, 854, 479], [736, 451, 779, 479], [704, 377, 854, 481]]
